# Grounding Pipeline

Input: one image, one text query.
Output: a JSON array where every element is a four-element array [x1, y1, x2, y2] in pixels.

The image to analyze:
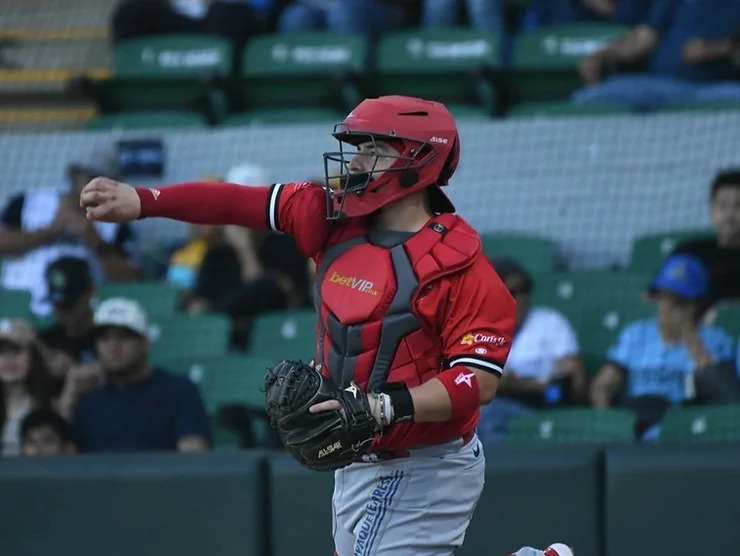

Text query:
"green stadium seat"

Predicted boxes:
[[97, 282, 179, 320], [481, 232, 558, 274], [628, 229, 712, 273], [187, 354, 273, 412], [533, 271, 651, 313], [83, 34, 232, 121], [0, 288, 32, 319], [507, 23, 627, 103], [507, 100, 631, 118], [507, 408, 636, 443], [248, 309, 317, 361], [193, 354, 274, 449], [85, 110, 208, 130], [148, 314, 230, 361], [233, 32, 366, 122], [660, 406, 740, 443], [532, 271, 653, 372], [373, 28, 501, 116]]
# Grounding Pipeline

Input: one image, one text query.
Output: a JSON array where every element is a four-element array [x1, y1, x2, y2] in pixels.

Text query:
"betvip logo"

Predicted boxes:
[[329, 271, 379, 296]]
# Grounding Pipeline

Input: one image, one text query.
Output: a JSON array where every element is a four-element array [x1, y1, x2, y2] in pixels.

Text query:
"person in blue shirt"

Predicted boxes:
[[573, 0, 740, 111], [72, 297, 211, 453], [590, 254, 738, 437]]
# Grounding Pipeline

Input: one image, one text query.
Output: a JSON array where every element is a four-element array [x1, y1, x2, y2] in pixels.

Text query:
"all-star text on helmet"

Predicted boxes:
[[322, 95, 460, 220]]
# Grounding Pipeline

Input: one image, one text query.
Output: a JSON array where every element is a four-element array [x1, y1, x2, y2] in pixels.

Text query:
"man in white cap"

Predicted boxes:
[[71, 297, 210, 453]]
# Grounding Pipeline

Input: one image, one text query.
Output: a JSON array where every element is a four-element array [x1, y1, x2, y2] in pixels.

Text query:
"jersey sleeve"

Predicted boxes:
[[266, 182, 333, 258], [437, 256, 517, 375], [137, 180, 332, 258]]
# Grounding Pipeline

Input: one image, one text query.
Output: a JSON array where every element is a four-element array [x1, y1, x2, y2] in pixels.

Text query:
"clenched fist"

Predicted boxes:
[[79, 177, 141, 223]]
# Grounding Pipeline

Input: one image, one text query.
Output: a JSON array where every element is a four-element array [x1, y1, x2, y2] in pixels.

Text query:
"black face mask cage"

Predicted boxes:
[[321, 124, 433, 220]]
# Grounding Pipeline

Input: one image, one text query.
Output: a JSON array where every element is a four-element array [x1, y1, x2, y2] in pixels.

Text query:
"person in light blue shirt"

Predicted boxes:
[[590, 254, 738, 436]]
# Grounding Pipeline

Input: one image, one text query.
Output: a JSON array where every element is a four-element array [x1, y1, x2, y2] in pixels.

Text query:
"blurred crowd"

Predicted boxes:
[[109, 0, 740, 111], [0, 153, 738, 457]]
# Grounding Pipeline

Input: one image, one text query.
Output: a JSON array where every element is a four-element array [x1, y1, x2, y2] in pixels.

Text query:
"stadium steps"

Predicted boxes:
[[0, 105, 97, 131]]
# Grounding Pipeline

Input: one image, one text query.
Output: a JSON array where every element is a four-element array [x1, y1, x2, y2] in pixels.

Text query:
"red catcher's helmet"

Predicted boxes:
[[322, 95, 460, 220]]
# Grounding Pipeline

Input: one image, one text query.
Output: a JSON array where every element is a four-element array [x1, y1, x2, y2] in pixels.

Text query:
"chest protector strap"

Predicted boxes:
[[314, 214, 480, 390]]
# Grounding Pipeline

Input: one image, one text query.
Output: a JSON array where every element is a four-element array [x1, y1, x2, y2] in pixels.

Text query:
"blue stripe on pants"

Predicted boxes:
[[354, 470, 403, 556]]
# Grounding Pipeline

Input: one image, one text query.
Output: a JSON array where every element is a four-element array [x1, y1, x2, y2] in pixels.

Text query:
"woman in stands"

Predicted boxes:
[[0, 319, 57, 456]]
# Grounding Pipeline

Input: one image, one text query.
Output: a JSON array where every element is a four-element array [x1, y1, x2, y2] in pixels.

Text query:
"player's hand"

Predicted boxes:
[[80, 177, 141, 222]]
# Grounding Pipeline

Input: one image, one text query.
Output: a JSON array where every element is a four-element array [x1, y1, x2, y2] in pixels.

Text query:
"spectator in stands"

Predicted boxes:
[[277, 0, 410, 37], [20, 408, 75, 457], [0, 319, 56, 456], [72, 298, 211, 453], [112, 0, 270, 51], [0, 161, 139, 318], [590, 254, 739, 439], [573, 0, 740, 111], [477, 258, 588, 444], [422, 0, 503, 32], [521, 0, 653, 29], [671, 169, 740, 306], [183, 165, 310, 348], [38, 257, 98, 377]]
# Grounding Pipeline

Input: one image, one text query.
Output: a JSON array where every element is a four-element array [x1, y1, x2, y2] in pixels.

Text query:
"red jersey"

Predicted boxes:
[[138, 181, 516, 450]]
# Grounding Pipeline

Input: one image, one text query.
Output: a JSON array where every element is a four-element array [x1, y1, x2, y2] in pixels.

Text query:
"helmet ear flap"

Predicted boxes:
[[437, 136, 459, 186]]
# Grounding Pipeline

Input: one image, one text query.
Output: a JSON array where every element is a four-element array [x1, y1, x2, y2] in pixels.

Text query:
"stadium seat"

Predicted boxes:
[[481, 232, 558, 273], [627, 229, 713, 273], [97, 282, 179, 320], [84, 110, 208, 130], [533, 271, 651, 311], [507, 100, 631, 118], [192, 354, 274, 448], [532, 271, 653, 371], [373, 28, 502, 117], [188, 354, 273, 412], [248, 309, 317, 361], [506, 23, 627, 104], [0, 288, 32, 320], [148, 314, 230, 361], [507, 408, 636, 444], [82, 34, 232, 123], [660, 406, 740, 443], [232, 32, 366, 123]]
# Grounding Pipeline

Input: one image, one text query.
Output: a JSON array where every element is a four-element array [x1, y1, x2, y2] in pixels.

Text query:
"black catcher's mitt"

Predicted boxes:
[[264, 360, 377, 471]]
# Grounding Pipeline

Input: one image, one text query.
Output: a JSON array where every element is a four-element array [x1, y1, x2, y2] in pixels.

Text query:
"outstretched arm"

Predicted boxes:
[[80, 178, 332, 257], [80, 177, 272, 228]]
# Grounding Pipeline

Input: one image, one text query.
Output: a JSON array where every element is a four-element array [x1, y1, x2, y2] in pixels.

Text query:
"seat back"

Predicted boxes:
[[508, 408, 636, 444], [509, 23, 627, 102], [240, 32, 366, 117], [374, 28, 501, 116]]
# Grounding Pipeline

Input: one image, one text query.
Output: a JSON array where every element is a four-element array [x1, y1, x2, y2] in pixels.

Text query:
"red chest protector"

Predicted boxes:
[[313, 213, 480, 392]]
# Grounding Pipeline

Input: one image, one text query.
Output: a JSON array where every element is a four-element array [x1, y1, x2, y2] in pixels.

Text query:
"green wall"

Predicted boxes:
[[1, 445, 738, 556]]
